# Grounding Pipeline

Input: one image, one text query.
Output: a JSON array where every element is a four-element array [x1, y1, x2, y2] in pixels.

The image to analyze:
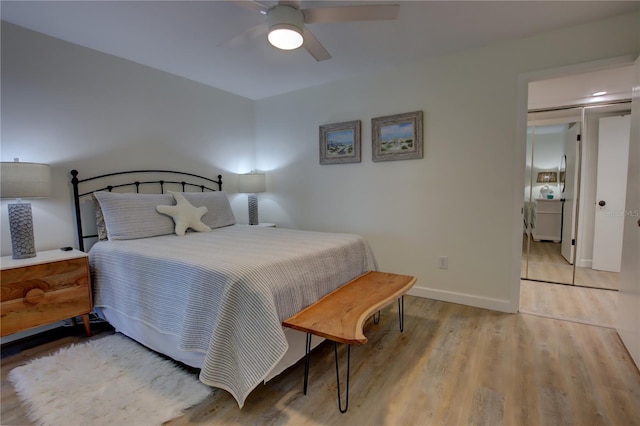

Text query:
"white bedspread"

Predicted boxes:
[[89, 225, 377, 407]]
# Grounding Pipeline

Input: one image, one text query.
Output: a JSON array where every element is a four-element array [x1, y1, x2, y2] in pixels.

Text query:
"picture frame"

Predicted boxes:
[[372, 111, 423, 162], [319, 120, 361, 165]]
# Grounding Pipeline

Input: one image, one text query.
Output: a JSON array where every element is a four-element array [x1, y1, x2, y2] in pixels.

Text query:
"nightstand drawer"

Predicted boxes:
[[1, 257, 92, 336]]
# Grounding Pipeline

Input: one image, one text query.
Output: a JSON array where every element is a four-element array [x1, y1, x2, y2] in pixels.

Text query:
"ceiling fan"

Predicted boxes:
[[219, 0, 400, 61]]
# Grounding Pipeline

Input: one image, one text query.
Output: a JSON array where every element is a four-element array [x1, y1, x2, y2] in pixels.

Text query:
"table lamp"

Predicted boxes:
[[536, 171, 558, 184], [238, 173, 266, 225], [1, 159, 52, 259]]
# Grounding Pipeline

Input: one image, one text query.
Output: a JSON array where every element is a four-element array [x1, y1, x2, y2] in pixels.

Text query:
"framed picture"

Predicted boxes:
[[372, 111, 423, 162], [319, 120, 361, 165]]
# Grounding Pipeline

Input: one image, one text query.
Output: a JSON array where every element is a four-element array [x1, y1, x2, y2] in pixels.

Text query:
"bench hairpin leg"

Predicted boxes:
[[398, 295, 405, 332], [304, 333, 312, 395], [334, 342, 351, 413], [373, 310, 381, 324]]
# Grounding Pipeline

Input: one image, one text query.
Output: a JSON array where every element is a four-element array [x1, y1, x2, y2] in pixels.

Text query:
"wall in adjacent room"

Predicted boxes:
[[1, 22, 256, 256], [254, 12, 639, 312]]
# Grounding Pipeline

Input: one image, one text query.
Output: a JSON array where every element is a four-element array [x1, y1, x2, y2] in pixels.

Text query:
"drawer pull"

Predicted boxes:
[[24, 288, 45, 304]]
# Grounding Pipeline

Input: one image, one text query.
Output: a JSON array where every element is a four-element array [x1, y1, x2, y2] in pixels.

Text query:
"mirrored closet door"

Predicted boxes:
[[522, 102, 631, 290]]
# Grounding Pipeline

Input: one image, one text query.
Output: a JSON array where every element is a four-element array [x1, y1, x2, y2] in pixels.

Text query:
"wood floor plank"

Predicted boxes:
[[503, 315, 540, 426], [469, 386, 504, 426], [539, 386, 574, 426], [2, 296, 639, 426]]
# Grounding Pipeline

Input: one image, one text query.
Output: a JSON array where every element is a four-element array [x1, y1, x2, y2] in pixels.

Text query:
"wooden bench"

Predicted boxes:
[[282, 271, 417, 412]]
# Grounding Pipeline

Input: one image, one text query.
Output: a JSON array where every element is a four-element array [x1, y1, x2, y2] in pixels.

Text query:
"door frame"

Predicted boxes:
[[522, 104, 631, 286], [511, 55, 637, 312]]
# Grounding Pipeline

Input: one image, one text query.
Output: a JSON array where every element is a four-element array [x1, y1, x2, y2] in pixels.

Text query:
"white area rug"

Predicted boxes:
[[9, 333, 212, 426]]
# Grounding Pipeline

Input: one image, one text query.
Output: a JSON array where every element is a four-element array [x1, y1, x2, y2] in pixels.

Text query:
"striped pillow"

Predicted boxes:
[[91, 194, 108, 241], [93, 191, 176, 240], [181, 191, 236, 229]]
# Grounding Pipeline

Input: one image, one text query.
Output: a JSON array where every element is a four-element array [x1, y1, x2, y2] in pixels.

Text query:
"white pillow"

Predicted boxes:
[[156, 191, 212, 236], [180, 191, 236, 229], [93, 191, 176, 240]]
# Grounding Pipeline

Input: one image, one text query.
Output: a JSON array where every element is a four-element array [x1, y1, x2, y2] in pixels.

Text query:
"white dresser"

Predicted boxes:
[[532, 199, 563, 242]]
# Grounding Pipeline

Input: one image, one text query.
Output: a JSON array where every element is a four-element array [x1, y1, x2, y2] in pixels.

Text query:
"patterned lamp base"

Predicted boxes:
[[248, 194, 259, 226], [8, 203, 36, 259]]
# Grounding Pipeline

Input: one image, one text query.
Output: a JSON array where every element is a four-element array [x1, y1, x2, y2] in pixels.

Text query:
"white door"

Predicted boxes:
[[561, 123, 580, 264], [617, 56, 640, 369], [592, 115, 631, 272]]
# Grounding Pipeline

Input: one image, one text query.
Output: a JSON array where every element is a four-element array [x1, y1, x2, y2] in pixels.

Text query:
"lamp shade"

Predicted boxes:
[[238, 173, 266, 194], [1, 162, 52, 198], [536, 171, 558, 184]]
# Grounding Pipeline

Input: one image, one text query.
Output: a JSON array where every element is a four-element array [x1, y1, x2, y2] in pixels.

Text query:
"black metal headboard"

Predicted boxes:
[[71, 169, 223, 251]]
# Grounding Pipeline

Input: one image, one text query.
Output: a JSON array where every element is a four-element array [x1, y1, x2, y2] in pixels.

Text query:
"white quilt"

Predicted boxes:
[[89, 225, 377, 407]]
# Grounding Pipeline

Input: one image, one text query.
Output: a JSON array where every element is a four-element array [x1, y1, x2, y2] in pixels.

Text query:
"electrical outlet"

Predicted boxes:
[[439, 256, 448, 269]]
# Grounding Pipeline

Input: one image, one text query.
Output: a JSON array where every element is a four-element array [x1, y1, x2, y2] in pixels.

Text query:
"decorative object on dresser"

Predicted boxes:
[[8, 333, 212, 426], [238, 172, 266, 225], [372, 110, 423, 162], [0, 159, 52, 259], [536, 170, 558, 199], [319, 120, 362, 165], [0, 249, 92, 337]]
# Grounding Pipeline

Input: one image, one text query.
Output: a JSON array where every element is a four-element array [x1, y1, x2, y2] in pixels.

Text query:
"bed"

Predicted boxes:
[[70, 169, 378, 408]]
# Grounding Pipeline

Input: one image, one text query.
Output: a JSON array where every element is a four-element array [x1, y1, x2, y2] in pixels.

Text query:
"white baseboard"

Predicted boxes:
[[407, 285, 515, 313], [576, 258, 593, 268]]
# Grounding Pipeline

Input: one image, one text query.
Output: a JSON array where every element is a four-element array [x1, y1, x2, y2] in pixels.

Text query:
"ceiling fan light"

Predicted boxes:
[[268, 24, 303, 50]]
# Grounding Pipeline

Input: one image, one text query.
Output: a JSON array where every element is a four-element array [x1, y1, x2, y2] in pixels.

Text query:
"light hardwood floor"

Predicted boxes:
[[522, 236, 619, 290], [519, 280, 618, 328], [2, 296, 639, 425]]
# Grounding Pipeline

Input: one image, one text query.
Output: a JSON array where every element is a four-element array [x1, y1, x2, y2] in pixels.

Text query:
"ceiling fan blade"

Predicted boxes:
[[230, 0, 270, 14], [302, 26, 331, 62], [303, 4, 400, 24], [217, 23, 269, 48], [278, 0, 301, 8]]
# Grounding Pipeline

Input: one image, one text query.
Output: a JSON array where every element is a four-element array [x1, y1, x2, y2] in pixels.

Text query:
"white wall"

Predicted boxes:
[[255, 12, 639, 312], [1, 22, 256, 256]]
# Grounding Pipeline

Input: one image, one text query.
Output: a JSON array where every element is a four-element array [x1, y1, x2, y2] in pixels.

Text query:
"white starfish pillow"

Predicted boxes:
[[156, 191, 211, 236]]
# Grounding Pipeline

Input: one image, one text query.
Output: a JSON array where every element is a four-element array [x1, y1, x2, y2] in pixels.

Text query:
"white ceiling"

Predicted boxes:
[[1, 1, 638, 100]]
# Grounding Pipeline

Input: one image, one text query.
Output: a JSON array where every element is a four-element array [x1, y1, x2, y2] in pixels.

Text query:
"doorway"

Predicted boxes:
[[522, 103, 631, 290]]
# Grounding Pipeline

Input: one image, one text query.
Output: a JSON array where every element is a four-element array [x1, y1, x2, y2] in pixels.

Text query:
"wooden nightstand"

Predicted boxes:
[[1, 249, 92, 337]]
